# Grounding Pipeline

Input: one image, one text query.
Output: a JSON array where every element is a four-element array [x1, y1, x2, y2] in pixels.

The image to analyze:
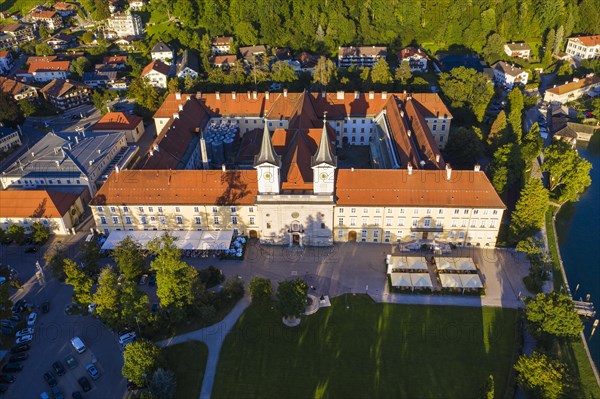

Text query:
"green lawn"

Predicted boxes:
[[213, 295, 520, 399], [163, 341, 208, 399], [545, 206, 565, 291]]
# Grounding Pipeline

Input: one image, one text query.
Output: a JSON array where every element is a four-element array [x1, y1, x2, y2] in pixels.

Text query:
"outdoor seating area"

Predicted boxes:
[[386, 256, 428, 273], [100, 230, 235, 253], [434, 257, 478, 273], [389, 272, 433, 291], [439, 273, 484, 293]]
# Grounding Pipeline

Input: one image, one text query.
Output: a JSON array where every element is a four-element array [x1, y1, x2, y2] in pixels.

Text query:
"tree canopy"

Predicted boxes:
[[276, 278, 308, 318], [510, 178, 549, 242], [439, 67, 493, 122], [64, 259, 94, 306], [542, 141, 592, 203], [525, 292, 583, 339], [0, 92, 24, 127], [113, 236, 146, 281], [443, 127, 483, 168], [248, 277, 273, 302], [514, 352, 570, 399], [122, 340, 163, 386]]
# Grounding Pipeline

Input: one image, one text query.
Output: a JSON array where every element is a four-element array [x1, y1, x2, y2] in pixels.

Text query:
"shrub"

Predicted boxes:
[[198, 266, 225, 288], [248, 277, 272, 302]]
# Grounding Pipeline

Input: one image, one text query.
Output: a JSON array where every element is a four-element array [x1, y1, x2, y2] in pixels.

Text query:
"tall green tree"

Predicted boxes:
[[521, 123, 543, 167], [514, 352, 570, 399], [150, 368, 177, 399], [92, 0, 110, 20], [113, 236, 146, 281], [525, 292, 583, 339], [7, 224, 25, 244], [120, 280, 151, 327], [0, 285, 12, 320], [542, 141, 592, 203], [271, 61, 298, 83], [80, 240, 101, 276], [439, 67, 493, 123], [487, 110, 508, 148], [443, 127, 483, 167], [39, 24, 50, 39], [510, 178, 549, 242], [64, 259, 94, 306], [487, 143, 521, 196], [0, 92, 25, 127], [276, 278, 308, 319], [506, 88, 524, 143], [482, 33, 505, 63], [553, 25, 564, 55], [148, 233, 198, 310], [248, 277, 272, 302], [18, 99, 37, 117], [122, 340, 162, 386], [70, 57, 91, 80], [394, 62, 412, 86], [312, 56, 336, 88], [542, 28, 555, 65], [31, 222, 50, 244], [93, 266, 122, 327], [370, 58, 392, 85], [35, 43, 54, 56]]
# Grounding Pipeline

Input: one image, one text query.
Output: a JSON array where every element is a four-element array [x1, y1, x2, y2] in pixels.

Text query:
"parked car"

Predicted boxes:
[[24, 246, 37, 253], [138, 274, 148, 285], [10, 343, 30, 353], [87, 303, 97, 314], [15, 328, 34, 338], [8, 353, 28, 363], [65, 355, 78, 370], [44, 372, 57, 387], [51, 385, 64, 399], [78, 377, 91, 392], [2, 363, 23, 373], [27, 312, 37, 326], [11, 299, 26, 314], [85, 363, 100, 380], [52, 361, 65, 376], [148, 274, 156, 287], [41, 301, 50, 313], [15, 335, 32, 344], [0, 375, 15, 384], [1, 326, 14, 335]]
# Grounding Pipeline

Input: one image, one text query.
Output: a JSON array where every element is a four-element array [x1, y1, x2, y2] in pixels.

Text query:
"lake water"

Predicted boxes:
[[555, 135, 600, 368]]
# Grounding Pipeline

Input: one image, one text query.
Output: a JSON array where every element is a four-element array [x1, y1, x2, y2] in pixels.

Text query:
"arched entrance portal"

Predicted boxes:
[[348, 231, 357, 241], [249, 230, 258, 239]]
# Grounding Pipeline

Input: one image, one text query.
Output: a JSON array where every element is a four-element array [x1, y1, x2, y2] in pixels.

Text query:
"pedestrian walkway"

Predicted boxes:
[[156, 296, 251, 399]]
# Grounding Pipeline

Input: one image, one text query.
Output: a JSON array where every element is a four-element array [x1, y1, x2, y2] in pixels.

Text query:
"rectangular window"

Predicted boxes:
[[338, 230, 344, 238], [387, 208, 393, 214], [195, 216, 201, 224], [454, 209, 460, 214], [194, 206, 200, 213], [159, 216, 166, 225], [175, 207, 181, 213], [230, 207, 237, 213], [399, 209, 405, 214], [100, 216, 106, 224], [339, 208, 344, 214], [424, 218, 431, 227], [249, 207, 254, 213], [450, 231, 456, 238], [464, 209, 469, 215], [373, 230, 379, 238], [148, 207, 154, 213], [141, 216, 147, 224], [436, 220, 443, 228], [339, 217, 344, 226], [97, 206, 104, 213], [361, 230, 367, 238], [483, 210, 489, 215], [212, 207, 218, 213], [461, 219, 468, 227], [321, 223, 326, 229], [123, 206, 129, 213], [214, 216, 220, 225], [493, 210, 498, 215], [231, 216, 238, 225], [413, 208, 419, 214], [490, 220, 496, 228], [150, 216, 156, 223], [176, 216, 183, 224], [138, 207, 144, 213], [249, 216, 255, 225], [158, 207, 163, 213], [125, 216, 132, 224], [426, 208, 432, 215], [110, 206, 116, 213], [112, 216, 119, 224], [351, 208, 356, 214], [480, 220, 486, 228], [473, 210, 479, 215], [374, 217, 381, 226], [470, 219, 477, 227], [362, 217, 368, 226], [386, 218, 392, 226], [266, 222, 271, 229], [385, 231, 391, 238], [412, 219, 418, 227], [375, 209, 381, 214], [363, 208, 368, 214], [458, 232, 465, 239], [350, 217, 356, 226], [438, 209, 443, 215], [398, 218, 405, 226]]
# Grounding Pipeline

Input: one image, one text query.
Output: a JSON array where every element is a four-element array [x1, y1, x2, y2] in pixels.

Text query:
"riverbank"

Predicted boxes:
[[545, 205, 600, 396]]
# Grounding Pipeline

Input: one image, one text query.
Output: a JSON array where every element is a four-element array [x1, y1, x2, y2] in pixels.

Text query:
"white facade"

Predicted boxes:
[[151, 50, 173, 65], [32, 70, 68, 82], [565, 37, 600, 60], [107, 11, 144, 38], [0, 52, 13, 72], [493, 63, 528, 89], [142, 69, 167, 88], [0, 128, 21, 152]]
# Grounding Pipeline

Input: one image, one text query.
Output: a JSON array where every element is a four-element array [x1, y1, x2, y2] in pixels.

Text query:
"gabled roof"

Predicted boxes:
[[336, 169, 506, 208], [0, 189, 80, 218], [568, 35, 600, 47], [0, 51, 10, 58], [27, 55, 58, 63], [492, 61, 526, 77], [211, 36, 233, 46], [103, 55, 127, 64], [176, 49, 199, 74], [31, 10, 59, 19], [209, 55, 237, 66], [311, 118, 336, 167], [91, 170, 258, 205], [40, 79, 87, 98], [141, 59, 170, 77], [46, 33, 74, 43], [399, 47, 429, 60], [338, 46, 387, 58], [505, 42, 531, 52], [151, 41, 172, 53], [545, 75, 600, 95], [239, 45, 267, 59], [28, 60, 70, 73], [92, 112, 143, 131], [0, 77, 37, 97], [281, 132, 313, 189]]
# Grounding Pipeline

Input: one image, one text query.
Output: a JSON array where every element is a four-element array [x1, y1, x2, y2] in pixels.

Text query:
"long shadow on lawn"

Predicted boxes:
[[212, 295, 520, 399]]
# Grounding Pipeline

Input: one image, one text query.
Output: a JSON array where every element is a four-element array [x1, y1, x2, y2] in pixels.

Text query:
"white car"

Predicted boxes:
[[15, 327, 34, 338], [16, 334, 33, 344], [27, 312, 37, 326], [88, 303, 97, 314]]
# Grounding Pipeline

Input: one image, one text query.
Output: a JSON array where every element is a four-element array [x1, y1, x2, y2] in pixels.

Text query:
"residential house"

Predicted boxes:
[[92, 111, 145, 143], [211, 36, 233, 54], [0, 77, 38, 101], [0, 131, 129, 198], [40, 79, 91, 110], [107, 11, 144, 38], [45, 33, 76, 50], [28, 60, 70, 83], [129, 0, 147, 10], [0, 125, 22, 153], [176, 49, 199, 79], [53, 2, 78, 17], [0, 23, 35, 47], [338, 46, 387, 68], [504, 42, 531, 60], [150, 41, 173, 65], [209, 55, 237, 68], [565, 36, 600, 60], [544, 74, 600, 103], [0, 189, 85, 235], [274, 48, 291, 61], [83, 71, 117, 88], [398, 47, 429, 72], [239, 45, 267, 61], [103, 55, 127, 69], [0, 50, 13, 73], [30, 10, 63, 30], [492, 61, 529, 88], [553, 122, 599, 147], [140, 60, 170, 88]]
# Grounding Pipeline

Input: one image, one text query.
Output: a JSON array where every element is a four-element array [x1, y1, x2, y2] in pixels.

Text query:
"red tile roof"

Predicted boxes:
[[141, 60, 170, 77], [0, 76, 37, 97], [336, 169, 505, 208], [92, 112, 143, 131], [103, 55, 127, 64], [0, 189, 80, 218], [399, 47, 429, 60], [209, 55, 237, 66], [570, 35, 600, 47], [91, 170, 258, 205], [31, 10, 59, 19], [0, 51, 9, 58], [545, 75, 600, 95], [28, 60, 70, 73], [27, 55, 58, 63]]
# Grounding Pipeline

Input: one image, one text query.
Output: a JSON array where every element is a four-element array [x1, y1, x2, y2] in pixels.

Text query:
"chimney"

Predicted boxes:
[[382, 92, 387, 99], [283, 88, 288, 97], [265, 91, 270, 100], [31, 151, 35, 157], [97, 149, 101, 154], [407, 163, 413, 175], [403, 90, 407, 95], [337, 91, 344, 100], [322, 91, 326, 98], [216, 91, 220, 100], [446, 164, 452, 180], [407, 129, 411, 137], [221, 164, 226, 172], [354, 91, 360, 99], [178, 104, 184, 111], [75, 136, 79, 144], [115, 165, 120, 173], [175, 92, 181, 100], [400, 110, 405, 117], [196, 91, 202, 99], [435, 154, 440, 163], [474, 164, 481, 172], [368, 91, 374, 99], [149, 150, 154, 156], [231, 91, 236, 100], [351, 167, 354, 172], [247, 91, 251, 99], [173, 112, 179, 119], [252, 91, 257, 99]]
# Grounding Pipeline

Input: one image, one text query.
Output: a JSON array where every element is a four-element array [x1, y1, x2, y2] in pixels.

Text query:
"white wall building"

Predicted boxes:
[[492, 61, 529, 89], [107, 11, 144, 38], [565, 36, 600, 60]]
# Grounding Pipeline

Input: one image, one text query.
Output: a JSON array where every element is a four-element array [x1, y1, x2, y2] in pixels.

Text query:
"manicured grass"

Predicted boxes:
[[3, 0, 40, 15], [163, 341, 208, 399], [213, 295, 520, 399], [545, 206, 564, 291]]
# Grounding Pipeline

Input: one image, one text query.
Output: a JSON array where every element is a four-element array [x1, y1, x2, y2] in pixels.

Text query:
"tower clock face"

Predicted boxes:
[[320, 172, 328, 180], [264, 172, 272, 180]]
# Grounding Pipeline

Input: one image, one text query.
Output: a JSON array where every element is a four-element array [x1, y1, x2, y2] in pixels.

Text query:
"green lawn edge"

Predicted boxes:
[[163, 341, 208, 399]]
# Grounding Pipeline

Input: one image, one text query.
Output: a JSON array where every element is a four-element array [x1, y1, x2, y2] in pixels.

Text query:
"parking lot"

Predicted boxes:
[[0, 238, 128, 399]]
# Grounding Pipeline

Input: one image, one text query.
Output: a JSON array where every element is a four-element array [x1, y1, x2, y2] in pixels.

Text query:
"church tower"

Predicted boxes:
[[254, 121, 281, 194], [312, 115, 337, 194]]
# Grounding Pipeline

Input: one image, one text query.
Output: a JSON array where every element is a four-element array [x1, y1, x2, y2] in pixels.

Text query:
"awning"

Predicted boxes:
[[440, 274, 462, 288], [390, 273, 412, 288], [410, 273, 433, 288], [406, 257, 428, 270], [100, 230, 234, 251], [460, 274, 483, 288], [453, 258, 477, 272]]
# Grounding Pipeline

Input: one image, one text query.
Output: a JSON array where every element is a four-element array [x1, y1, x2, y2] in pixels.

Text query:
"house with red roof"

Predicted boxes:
[[30, 9, 63, 30], [28, 60, 70, 82], [565, 36, 600, 60], [0, 50, 13, 73], [140, 59, 170, 88], [92, 112, 145, 143]]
